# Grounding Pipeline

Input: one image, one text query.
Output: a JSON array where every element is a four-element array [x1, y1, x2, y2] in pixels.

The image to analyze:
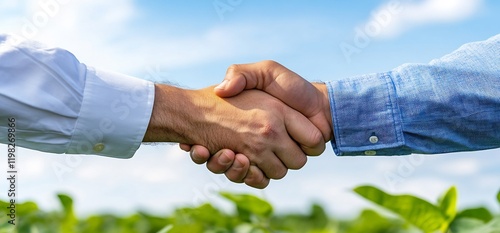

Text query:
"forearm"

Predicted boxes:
[[143, 84, 214, 144], [143, 84, 237, 153], [144, 84, 191, 143], [328, 34, 500, 156], [0, 34, 154, 158]]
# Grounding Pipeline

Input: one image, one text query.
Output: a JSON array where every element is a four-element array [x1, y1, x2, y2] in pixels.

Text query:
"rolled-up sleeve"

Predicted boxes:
[[0, 34, 155, 158], [327, 34, 500, 156]]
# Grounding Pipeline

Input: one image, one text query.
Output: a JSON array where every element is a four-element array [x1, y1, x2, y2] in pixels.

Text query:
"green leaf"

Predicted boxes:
[[456, 207, 493, 223], [345, 209, 404, 233], [270, 204, 330, 232], [354, 185, 448, 233], [57, 193, 77, 233], [173, 203, 233, 228], [57, 193, 74, 216], [450, 216, 500, 233], [497, 189, 500, 206], [449, 218, 486, 233], [437, 186, 458, 222], [157, 225, 173, 233], [220, 192, 273, 218], [309, 204, 329, 229]]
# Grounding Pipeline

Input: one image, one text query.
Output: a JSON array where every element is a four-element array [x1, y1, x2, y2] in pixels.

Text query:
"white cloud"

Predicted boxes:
[[365, 0, 483, 39], [0, 0, 322, 77], [0, 0, 21, 9], [20, 153, 47, 179], [439, 158, 481, 176], [74, 145, 187, 184]]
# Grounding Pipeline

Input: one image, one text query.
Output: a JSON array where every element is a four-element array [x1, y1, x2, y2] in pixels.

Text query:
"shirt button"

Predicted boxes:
[[93, 143, 105, 152], [369, 136, 379, 144], [364, 150, 377, 156]]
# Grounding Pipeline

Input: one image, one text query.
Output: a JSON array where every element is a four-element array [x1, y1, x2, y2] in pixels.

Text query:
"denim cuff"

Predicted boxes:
[[326, 72, 406, 156]]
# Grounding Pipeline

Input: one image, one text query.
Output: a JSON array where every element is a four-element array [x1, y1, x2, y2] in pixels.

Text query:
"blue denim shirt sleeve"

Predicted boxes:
[[327, 34, 500, 156]]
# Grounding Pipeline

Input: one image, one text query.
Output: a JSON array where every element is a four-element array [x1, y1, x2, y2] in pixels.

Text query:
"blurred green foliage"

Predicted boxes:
[[0, 186, 499, 233]]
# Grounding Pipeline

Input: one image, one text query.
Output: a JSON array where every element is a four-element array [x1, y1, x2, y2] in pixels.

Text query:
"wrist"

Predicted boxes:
[[313, 82, 334, 141], [143, 84, 201, 143]]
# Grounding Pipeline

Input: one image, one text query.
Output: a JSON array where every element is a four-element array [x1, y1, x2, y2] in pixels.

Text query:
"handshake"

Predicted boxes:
[[143, 60, 333, 189]]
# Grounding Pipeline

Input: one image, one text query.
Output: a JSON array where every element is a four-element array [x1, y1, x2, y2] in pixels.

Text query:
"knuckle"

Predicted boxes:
[[271, 167, 287, 180], [206, 163, 224, 174], [226, 173, 244, 183], [191, 153, 206, 165], [259, 122, 279, 139], [244, 166, 270, 189], [226, 64, 240, 74], [246, 176, 269, 189], [256, 179, 270, 189], [290, 156, 307, 170], [305, 130, 325, 155], [260, 60, 279, 68], [310, 129, 325, 147]]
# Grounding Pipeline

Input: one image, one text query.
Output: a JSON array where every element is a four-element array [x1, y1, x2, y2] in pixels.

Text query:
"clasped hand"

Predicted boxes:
[[180, 61, 333, 188]]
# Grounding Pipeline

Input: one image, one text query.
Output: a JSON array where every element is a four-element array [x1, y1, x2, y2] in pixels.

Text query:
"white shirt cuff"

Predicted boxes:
[[67, 66, 155, 158]]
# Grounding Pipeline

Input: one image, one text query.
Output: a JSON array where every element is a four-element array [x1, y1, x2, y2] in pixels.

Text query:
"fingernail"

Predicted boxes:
[[233, 159, 244, 169], [218, 153, 231, 165], [215, 80, 228, 90]]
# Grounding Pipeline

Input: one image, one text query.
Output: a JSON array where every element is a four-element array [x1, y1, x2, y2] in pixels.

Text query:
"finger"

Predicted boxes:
[[215, 61, 333, 141], [206, 149, 236, 174], [224, 153, 250, 183], [214, 74, 247, 97], [215, 61, 279, 97], [179, 143, 192, 152], [273, 133, 308, 170], [214, 64, 250, 97], [190, 145, 211, 164], [284, 108, 326, 156], [244, 165, 270, 189], [250, 150, 288, 180], [215, 61, 319, 117]]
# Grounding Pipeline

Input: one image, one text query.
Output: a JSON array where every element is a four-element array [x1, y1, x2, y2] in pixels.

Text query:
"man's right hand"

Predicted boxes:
[[216, 60, 333, 141], [180, 60, 334, 187], [145, 84, 325, 188]]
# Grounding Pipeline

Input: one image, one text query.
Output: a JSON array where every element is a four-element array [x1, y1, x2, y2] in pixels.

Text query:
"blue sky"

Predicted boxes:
[[1, 0, 500, 217]]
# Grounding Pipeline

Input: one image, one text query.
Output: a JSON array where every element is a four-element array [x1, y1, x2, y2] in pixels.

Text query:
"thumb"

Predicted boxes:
[[214, 66, 250, 97], [216, 60, 320, 117], [214, 61, 276, 98], [214, 77, 247, 98]]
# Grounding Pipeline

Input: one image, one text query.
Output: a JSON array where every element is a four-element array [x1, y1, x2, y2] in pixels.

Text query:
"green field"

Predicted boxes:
[[1, 186, 499, 233]]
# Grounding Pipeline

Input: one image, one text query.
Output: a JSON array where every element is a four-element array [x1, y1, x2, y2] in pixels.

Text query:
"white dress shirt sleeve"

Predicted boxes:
[[0, 34, 155, 158]]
